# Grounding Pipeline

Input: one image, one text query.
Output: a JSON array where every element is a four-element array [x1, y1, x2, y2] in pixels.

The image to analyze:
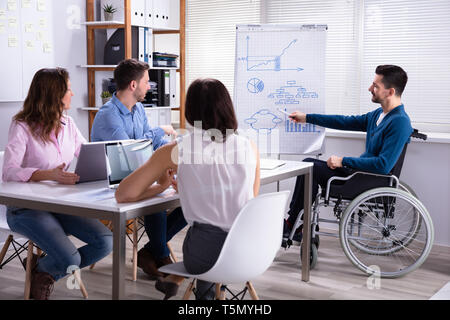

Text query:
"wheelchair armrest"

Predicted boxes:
[[325, 171, 399, 201]]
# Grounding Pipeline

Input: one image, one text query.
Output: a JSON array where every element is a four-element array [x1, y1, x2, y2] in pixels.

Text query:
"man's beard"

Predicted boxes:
[[135, 91, 146, 102]]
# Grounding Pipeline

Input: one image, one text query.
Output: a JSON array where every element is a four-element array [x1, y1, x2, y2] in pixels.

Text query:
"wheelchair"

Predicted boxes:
[[283, 129, 434, 278]]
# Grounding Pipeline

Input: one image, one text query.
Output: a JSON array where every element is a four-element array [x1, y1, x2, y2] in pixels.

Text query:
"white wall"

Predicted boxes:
[[0, 1, 89, 148]]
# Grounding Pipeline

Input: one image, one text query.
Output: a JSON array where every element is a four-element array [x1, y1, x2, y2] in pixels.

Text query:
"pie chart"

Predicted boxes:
[[247, 78, 264, 93]]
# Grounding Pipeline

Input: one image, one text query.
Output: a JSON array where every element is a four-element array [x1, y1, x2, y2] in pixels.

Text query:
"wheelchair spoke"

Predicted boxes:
[[360, 202, 387, 229]]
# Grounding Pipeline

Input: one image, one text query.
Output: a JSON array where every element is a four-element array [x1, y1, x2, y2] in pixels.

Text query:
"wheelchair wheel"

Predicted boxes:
[[312, 234, 320, 249], [398, 181, 418, 198], [339, 187, 434, 278], [300, 243, 318, 270]]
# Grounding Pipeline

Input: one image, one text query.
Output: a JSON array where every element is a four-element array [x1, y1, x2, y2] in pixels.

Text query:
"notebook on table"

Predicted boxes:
[[260, 158, 286, 170]]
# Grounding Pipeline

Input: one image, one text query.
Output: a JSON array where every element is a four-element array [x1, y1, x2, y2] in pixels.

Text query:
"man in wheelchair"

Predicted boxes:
[[285, 64, 412, 244]]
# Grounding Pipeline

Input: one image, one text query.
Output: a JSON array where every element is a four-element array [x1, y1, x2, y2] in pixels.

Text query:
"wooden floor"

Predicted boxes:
[[0, 227, 449, 300]]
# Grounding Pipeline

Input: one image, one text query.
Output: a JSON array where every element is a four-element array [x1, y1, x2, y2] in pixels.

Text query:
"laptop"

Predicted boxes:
[[73, 143, 108, 183], [105, 140, 153, 189]]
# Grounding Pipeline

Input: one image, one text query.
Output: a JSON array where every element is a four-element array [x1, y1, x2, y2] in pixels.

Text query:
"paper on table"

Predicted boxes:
[[260, 158, 286, 170]]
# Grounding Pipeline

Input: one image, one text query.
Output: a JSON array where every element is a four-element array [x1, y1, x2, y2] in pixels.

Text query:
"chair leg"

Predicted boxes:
[[72, 269, 88, 299], [167, 242, 177, 263], [218, 284, 226, 300], [0, 234, 13, 265], [182, 279, 195, 300], [215, 283, 226, 300], [246, 281, 259, 300], [132, 218, 138, 281], [24, 240, 34, 300], [89, 263, 96, 270]]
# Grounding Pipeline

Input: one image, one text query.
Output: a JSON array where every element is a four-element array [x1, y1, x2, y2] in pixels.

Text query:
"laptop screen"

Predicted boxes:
[[105, 140, 153, 186]]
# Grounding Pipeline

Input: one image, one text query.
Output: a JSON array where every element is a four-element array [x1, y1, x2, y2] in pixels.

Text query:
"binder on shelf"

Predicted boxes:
[[138, 27, 145, 62], [153, 52, 178, 68], [144, 28, 153, 63], [149, 69, 170, 106], [169, 69, 177, 107], [104, 27, 147, 65]]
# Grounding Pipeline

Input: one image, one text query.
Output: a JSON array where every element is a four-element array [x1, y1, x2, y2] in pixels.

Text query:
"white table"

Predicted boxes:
[[0, 160, 313, 299]]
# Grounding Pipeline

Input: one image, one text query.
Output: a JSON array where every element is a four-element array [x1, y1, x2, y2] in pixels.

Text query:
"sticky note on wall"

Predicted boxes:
[[36, 31, 45, 41], [22, 0, 32, 9], [39, 18, 46, 29], [8, 0, 17, 11], [43, 42, 52, 53], [25, 40, 34, 49], [25, 23, 33, 33], [8, 17, 17, 28], [37, 0, 46, 12], [8, 35, 18, 47]]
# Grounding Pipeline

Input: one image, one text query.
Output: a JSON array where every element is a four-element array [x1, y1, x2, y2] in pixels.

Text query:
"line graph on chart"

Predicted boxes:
[[238, 36, 304, 72]]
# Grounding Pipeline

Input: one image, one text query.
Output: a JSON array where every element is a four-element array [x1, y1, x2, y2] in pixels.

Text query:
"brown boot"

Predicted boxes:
[[156, 256, 173, 277], [22, 253, 39, 272], [137, 248, 164, 279], [30, 271, 55, 300]]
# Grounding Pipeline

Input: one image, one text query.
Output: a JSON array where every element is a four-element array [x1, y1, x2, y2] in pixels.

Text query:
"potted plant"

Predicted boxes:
[[102, 4, 117, 21], [100, 91, 112, 105]]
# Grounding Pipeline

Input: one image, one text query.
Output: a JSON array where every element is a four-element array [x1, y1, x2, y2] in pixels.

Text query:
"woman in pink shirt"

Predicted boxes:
[[3, 68, 112, 300]]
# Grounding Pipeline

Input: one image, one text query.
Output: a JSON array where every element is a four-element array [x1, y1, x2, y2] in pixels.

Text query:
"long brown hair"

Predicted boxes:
[[185, 78, 238, 140], [14, 68, 69, 143]]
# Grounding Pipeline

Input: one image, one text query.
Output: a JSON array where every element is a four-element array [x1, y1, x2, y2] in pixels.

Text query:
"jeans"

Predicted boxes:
[[6, 207, 113, 281], [143, 207, 187, 260]]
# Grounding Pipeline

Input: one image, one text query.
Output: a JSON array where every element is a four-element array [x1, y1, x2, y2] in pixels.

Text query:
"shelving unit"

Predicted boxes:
[[83, 0, 186, 138]]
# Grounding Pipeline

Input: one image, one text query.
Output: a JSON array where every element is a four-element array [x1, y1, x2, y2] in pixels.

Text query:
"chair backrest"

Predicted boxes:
[[391, 128, 427, 178], [390, 143, 408, 178], [199, 191, 290, 284]]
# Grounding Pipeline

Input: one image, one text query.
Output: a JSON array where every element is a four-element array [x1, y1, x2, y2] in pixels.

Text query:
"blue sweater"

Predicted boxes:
[[306, 105, 413, 174]]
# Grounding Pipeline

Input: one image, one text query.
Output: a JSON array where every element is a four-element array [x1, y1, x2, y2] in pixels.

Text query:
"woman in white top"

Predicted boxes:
[[115, 78, 260, 300]]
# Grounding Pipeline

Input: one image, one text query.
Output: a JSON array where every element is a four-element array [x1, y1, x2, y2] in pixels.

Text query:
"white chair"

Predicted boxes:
[[159, 191, 290, 300], [0, 151, 87, 299]]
